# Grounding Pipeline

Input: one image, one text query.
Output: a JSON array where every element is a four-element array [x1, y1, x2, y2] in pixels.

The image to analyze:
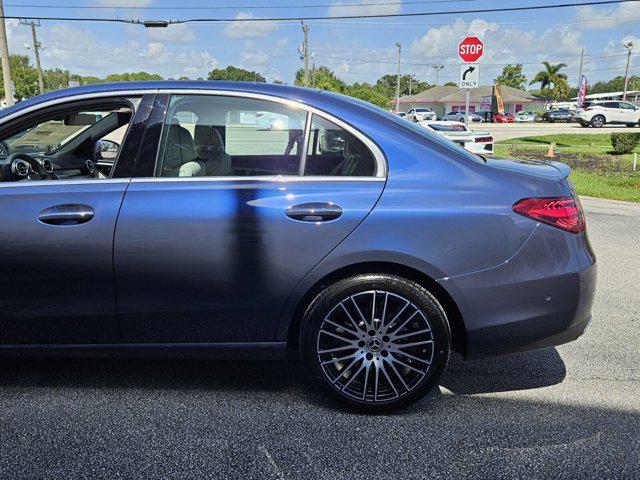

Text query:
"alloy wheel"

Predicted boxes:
[[316, 290, 435, 403]]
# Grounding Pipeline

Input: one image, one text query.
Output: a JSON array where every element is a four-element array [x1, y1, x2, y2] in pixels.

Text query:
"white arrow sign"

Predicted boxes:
[[459, 63, 480, 89]]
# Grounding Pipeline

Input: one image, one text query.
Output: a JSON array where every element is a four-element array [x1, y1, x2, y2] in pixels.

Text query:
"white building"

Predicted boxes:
[[390, 85, 546, 118]]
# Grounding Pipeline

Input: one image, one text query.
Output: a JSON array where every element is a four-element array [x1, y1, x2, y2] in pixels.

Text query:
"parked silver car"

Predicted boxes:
[[514, 110, 537, 123], [441, 110, 483, 122]]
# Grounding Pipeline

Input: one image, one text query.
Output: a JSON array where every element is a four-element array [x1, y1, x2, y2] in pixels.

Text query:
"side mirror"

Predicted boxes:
[[94, 139, 120, 160]]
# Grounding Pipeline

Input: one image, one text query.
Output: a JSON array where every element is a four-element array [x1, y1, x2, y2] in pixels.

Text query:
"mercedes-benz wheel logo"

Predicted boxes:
[[368, 338, 382, 352]]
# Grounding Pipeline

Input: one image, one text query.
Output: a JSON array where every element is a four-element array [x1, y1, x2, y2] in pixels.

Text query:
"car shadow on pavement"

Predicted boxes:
[[0, 347, 565, 398], [441, 347, 566, 395]]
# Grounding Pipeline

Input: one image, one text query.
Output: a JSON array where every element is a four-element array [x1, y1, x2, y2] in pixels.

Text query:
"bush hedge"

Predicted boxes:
[[611, 132, 640, 154]]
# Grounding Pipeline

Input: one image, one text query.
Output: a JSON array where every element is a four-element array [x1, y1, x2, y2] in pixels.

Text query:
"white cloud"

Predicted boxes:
[[575, 3, 640, 30], [147, 24, 196, 44], [408, 18, 585, 85], [224, 12, 277, 39], [275, 37, 289, 48], [328, 0, 401, 16]]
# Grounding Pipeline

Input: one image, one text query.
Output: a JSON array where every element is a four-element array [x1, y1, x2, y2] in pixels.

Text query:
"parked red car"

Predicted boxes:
[[493, 113, 515, 123]]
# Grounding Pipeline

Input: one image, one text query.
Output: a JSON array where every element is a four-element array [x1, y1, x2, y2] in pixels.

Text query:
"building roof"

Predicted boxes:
[[391, 85, 545, 106]]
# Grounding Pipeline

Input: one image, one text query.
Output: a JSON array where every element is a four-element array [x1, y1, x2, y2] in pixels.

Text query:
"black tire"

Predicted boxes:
[[580, 122, 589, 128], [626, 123, 637, 128], [591, 115, 605, 128], [300, 274, 451, 413], [458, 117, 465, 123]]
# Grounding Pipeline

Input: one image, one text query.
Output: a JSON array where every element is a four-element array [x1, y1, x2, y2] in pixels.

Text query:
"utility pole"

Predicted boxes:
[[432, 64, 444, 85], [395, 42, 401, 112], [20, 19, 44, 95], [622, 41, 633, 101], [301, 20, 309, 87], [0, 0, 14, 106], [409, 75, 413, 95], [311, 52, 316, 88]]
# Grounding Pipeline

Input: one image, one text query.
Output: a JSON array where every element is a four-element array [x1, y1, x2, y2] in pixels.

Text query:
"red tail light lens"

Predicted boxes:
[[475, 136, 493, 143], [513, 196, 585, 234]]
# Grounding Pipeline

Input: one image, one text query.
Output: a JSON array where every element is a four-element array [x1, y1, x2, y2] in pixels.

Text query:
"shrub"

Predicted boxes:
[[611, 132, 640, 154]]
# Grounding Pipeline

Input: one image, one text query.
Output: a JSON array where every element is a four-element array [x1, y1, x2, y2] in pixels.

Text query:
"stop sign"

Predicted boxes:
[[458, 36, 484, 63]]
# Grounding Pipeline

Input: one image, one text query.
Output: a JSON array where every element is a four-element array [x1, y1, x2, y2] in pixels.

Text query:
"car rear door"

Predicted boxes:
[[114, 92, 386, 344], [0, 94, 154, 345]]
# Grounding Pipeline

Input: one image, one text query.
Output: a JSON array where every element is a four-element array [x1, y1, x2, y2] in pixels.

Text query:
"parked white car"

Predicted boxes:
[[573, 101, 640, 128], [419, 120, 493, 155], [405, 107, 436, 122], [441, 110, 483, 123], [514, 110, 537, 123]]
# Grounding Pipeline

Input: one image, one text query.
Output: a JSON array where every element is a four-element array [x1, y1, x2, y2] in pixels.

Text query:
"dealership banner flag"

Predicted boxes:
[[578, 75, 588, 107], [493, 84, 505, 114]]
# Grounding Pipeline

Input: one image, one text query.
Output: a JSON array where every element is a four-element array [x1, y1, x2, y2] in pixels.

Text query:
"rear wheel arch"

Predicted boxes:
[[285, 261, 467, 358]]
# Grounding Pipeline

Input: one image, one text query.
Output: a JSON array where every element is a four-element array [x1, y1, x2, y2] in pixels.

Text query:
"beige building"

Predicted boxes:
[[390, 85, 547, 118]]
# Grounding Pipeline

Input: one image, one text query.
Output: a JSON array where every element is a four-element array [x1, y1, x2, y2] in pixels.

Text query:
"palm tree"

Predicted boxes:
[[529, 62, 568, 101]]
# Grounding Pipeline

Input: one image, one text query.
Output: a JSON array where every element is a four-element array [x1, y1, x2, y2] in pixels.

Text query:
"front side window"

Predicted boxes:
[[0, 102, 134, 182], [619, 102, 636, 110], [156, 95, 307, 177], [305, 115, 377, 176]]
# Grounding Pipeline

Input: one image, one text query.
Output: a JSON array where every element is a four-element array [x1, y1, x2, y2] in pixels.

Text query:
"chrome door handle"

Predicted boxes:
[[286, 202, 343, 222], [38, 204, 94, 226]]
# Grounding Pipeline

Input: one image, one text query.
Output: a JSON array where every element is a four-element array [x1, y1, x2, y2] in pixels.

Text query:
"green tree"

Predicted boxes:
[[296, 66, 346, 91], [208, 65, 266, 82], [529, 61, 568, 99], [495, 64, 527, 90], [105, 72, 163, 82], [43, 68, 82, 91], [551, 78, 571, 101], [374, 74, 431, 98], [80, 76, 104, 85], [0, 55, 38, 100], [590, 75, 640, 94], [443, 82, 457, 87]]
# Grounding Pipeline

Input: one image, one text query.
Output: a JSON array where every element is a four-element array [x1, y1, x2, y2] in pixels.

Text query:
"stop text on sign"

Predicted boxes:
[[458, 36, 484, 63]]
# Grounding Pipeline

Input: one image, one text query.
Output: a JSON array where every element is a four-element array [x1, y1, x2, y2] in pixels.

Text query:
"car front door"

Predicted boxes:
[[603, 102, 622, 122], [0, 94, 153, 345], [114, 92, 386, 343], [619, 102, 638, 123]]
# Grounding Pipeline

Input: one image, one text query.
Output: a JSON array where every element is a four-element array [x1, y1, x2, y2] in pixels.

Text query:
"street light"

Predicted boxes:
[[622, 41, 633, 101]]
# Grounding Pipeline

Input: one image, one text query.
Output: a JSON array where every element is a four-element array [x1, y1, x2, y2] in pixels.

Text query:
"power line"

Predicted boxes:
[[5, 0, 482, 10], [1, 0, 636, 25]]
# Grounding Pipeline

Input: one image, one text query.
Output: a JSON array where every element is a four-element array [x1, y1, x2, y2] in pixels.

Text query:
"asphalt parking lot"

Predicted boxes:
[[469, 122, 637, 141], [0, 196, 638, 479]]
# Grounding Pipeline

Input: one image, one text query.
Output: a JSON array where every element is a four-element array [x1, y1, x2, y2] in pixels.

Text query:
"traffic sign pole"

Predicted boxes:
[[465, 89, 470, 126], [457, 37, 484, 127]]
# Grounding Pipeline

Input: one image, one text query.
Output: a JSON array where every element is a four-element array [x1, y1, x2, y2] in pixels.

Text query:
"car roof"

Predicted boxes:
[[0, 80, 362, 121]]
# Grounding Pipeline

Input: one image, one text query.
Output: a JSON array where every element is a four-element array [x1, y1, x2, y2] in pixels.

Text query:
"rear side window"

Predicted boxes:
[[156, 94, 307, 177], [305, 115, 377, 176]]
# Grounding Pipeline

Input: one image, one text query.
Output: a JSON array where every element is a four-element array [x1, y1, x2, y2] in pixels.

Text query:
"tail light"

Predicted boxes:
[[512, 196, 585, 234], [475, 136, 493, 143]]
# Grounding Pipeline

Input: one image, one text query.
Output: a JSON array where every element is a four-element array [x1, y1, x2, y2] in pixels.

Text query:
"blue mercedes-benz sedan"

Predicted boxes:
[[0, 81, 595, 411]]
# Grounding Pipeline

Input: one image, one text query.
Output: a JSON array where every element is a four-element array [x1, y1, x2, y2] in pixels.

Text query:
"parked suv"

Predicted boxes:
[[405, 107, 436, 122], [573, 101, 640, 127]]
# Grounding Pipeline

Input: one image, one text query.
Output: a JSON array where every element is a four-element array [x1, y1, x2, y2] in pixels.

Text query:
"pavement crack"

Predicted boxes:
[[259, 445, 285, 480]]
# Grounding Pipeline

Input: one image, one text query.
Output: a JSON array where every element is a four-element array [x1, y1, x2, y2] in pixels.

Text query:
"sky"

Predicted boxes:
[[3, 0, 639, 89]]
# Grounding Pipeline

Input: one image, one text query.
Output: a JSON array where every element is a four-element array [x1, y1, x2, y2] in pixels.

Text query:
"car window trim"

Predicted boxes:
[[153, 89, 387, 179], [0, 94, 151, 184]]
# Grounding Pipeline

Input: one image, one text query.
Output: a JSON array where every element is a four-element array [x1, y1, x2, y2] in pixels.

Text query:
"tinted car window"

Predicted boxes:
[[619, 102, 636, 110], [305, 115, 376, 176], [156, 95, 307, 177], [603, 102, 620, 109]]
